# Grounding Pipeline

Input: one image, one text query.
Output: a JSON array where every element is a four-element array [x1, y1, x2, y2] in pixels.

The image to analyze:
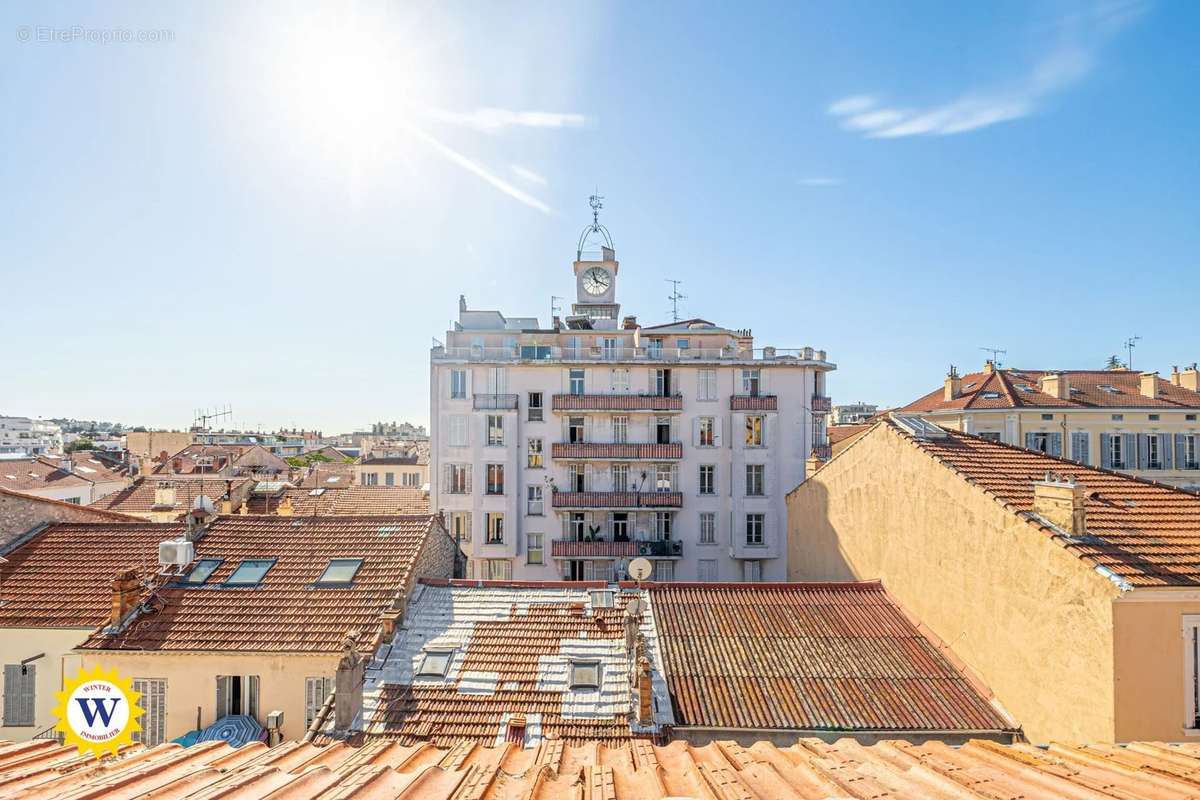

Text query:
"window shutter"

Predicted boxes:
[[3, 664, 34, 727], [1100, 434, 1112, 468], [1178, 434, 1188, 469], [464, 465, 472, 494], [216, 676, 229, 720], [1071, 432, 1089, 465], [692, 418, 700, 447], [713, 417, 723, 448], [1024, 432, 1037, 450], [464, 368, 472, 397], [1048, 433, 1062, 458], [1161, 434, 1173, 469], [441, 464, 451, 493], [247, 675, 260, 720], [1136, 434, 1149, 470]]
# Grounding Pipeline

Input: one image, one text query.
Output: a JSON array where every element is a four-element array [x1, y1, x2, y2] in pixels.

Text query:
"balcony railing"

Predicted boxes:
[[551, 491, 683, 509], [432, 341, 830, 364], [553, 394, 683, 412], [551, 442, 683, 460], [730, 394, 778, 411], [811, 395, 833, 413], [551, 538, 683, 559], [473, 393, 519, 411], [812, 444, 832, 460]]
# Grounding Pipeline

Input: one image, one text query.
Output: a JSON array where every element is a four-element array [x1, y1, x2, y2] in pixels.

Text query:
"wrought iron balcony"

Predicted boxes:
[[473, 393, 519, 411], [551, 442, 683, 460], [730, 394, 778, 411], [811, 395, 833, 413], [553, 394, 683, 412], [811, 444, 832, 460], [551, 538, 682, 559], [550, 491, 683, 509]]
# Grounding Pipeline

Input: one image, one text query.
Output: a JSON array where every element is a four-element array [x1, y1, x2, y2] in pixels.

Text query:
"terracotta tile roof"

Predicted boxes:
[[651, 581, 1014, 733], [12, 737, 1200, 798], [90, 477, 253, 516], [891, 422, 1200, 586], [0, 457, 92, 492], [0, 521, 184, 628], [64, 451, 130, 482], [355, 580, 672, 746], [246, 486, 430, 515], [0, 486, 139, 521], [78, 514, 445, 653], [295, 461, 357, 488], [903, 368, 1200, 412], [551, 442, 683, 459]]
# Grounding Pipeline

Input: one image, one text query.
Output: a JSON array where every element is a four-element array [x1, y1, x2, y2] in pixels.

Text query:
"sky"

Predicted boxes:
[[2, 0, 1197, 432]]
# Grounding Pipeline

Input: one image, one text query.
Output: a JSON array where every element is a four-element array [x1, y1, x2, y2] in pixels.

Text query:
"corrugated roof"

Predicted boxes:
[[9, 736, 1200, 798], [651, 582, 1014, 734]]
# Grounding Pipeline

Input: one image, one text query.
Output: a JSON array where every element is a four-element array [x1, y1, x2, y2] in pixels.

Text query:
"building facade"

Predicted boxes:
[[430, 226, 833, 583], [0, 417, 62, 456], [828, 401, 878, 425]]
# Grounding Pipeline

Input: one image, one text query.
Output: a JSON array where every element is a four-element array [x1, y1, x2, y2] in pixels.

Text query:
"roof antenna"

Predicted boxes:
[[550, 295, 564, 326], [665, 279, 686, 323], [1124, 335, 1141, 370], [979, 346, 1006, 369]]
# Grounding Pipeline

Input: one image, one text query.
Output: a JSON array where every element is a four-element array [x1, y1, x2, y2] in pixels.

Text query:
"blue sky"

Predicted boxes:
[[2, 1, 1197, 432]]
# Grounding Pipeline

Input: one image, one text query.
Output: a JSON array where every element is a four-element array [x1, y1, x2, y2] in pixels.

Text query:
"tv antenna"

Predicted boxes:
[[550, 295, 564, 324], [665, 279, 686, 322], [193, 405, 232, 430], [979, 346, 1006, 368], [1124, 335, 1141, 369]]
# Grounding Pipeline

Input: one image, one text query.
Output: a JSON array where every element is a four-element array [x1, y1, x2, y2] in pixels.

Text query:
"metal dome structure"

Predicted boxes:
[[576, 193, 614, 260]]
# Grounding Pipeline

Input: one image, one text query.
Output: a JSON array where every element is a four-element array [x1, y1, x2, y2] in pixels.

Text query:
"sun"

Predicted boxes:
[[53, 665, 144, 758]]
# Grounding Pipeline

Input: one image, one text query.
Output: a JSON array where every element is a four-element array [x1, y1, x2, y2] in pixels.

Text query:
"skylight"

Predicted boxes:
[[309, 488, 326, 497], [183, 559, 223, 584], [417, 649, 454, 678], [327, 476, 341, 483], [1017, 385, 1034, 392], [962, 382, 977, 390], [570, 660, 601, 690], [225, 559, 275, 585], [317, 558, 362, 585], [981, 392, 1002, 399], [589, 590, 614, 608], [1099, 385, 1121, 393]]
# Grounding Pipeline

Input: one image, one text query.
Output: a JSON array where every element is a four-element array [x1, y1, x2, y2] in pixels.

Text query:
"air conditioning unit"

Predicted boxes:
[[638, 543, 651, 556], [267, 710, 284, 730], [158, 539, 195, 568]]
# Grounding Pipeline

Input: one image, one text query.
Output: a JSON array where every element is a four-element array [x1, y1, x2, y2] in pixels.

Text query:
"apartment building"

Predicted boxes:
[[430, 225, 833, 583], [0, 416, 62, 456], [828, 401, 879, 425], [902, 362, 1200, 489]]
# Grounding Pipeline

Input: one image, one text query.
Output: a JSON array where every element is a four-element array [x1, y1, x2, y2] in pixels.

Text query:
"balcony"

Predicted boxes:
[[551, 442, 683, 460], [553, 394, 682, 412], [551, 538, 682, 559], [730, 394, 778, 411], [473, 393, 519, 411], [551, 491, 683, 509], [811, 444, 832, 460], [432, 340, 831, 365], [811, 395, 832, 413]]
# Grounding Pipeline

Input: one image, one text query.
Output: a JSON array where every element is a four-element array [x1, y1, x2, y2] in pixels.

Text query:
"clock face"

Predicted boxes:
[[582, 267, 611, 296]]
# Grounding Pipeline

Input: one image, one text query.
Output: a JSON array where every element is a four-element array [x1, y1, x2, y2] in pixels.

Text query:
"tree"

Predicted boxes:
[[1105, 355, 1125, 370], [64, 439, 94, 453]]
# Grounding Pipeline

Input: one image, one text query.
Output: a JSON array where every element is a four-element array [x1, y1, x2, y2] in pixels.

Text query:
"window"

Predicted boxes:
[[481, 559, 512, 580], [527, 486, 544, 515], [1148, 434, 1162, 469], [979, 432, 1002, 442], [184, 558, 222, 584], [1026, 432, 1061, 456], [304, 677, 332, 729], [654, 511, 673, 539], [225, 559, 275, 585], [676, 338, 689, 350], [3, 664, 35, 726], [590, 589, 615, 608], [741, 369, 761, 397], [1186, 435, 1199, 470], [527, 438, 544, 468], [653, 560, 675, 581], [486, 464, 505, 495], [486, 415, 504, 447], [745, 514, 765, 545], [655, 464, 673, 492], [698, 417, 714, 447], [417, 650, 455, 678], [63, 497, 81, 505], [611, 368, 629, 392], [568, 417, 585, 443], [570, 661, 600, 690], [402, 472, 420, 487], [698, 559, 718, 582], [361, 472, 378, 487], [611, 463, 629, 491], [1185, 615, 1200, 729], [655, 417, 671, 445], [611, 512, 629, 540], [602, 337, 620, 359], [1112, 414, 1124, 421], [521, 345, 553, 360], [1071, 432, 1090, 465], [699, 465, 715, 495], [1041, 413, 1053, 421], [528, 392, 543, 422], [450, 511, 471, 543], [448, 415, 468, 447], [133, 678, 166, 745], [1111, 435, 1125, 469], [647, 338, 663, 358], [446, 464, 470, 494], [1149, 414, 1161, 421], [612, 415, 628, 443], [746, 464, 765, 496], [527, 532, 544, 564], [317, 558, 362, 586], [1188, 414, 1197, 422], [216, 675, 259, 721], [699, 512, 715, 544], [569, 369, 585, 396], [485, 513, 504, 544], [745, 415, 764, 447], [569, 512, 586, 540], [450, 369, 467, 399], [570, 463, 586, 492], [385, 472, 395, 486], [743, 560, 763, 582], [698, 369, 717, 401], [653, 368, 671, 397]]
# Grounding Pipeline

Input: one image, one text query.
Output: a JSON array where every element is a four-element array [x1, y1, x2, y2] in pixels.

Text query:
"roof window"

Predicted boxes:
[[981, 392, 1001, 400], [417, 649, 455, 678], [225, 559, 275, 585], [309, 488, 326, 497], [589, 590, 614, 608], [316, 558, 362, 586], [570, 660, 601, 690], [1017, 385, 1034, 392], [183, 558, 222, 584], [962, 382, 977, 390], [1099, 385, 1121, 394]]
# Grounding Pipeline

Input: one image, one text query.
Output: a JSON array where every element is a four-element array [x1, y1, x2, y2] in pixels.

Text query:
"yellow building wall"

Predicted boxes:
[[78, 651, 340, 743], [787, 424, 1121, 743], [0, 628, 86, 741], [1112, 596, 1200, 742]]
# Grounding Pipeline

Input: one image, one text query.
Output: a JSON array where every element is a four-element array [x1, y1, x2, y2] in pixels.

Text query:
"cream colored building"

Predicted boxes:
[[788, 416, 1200, 744], [355, 454, 428, 489], [901, 363, 1200, 490]]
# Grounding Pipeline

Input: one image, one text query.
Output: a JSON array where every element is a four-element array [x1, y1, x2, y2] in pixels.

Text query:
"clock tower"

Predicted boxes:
[[570, 194, 620, 329]]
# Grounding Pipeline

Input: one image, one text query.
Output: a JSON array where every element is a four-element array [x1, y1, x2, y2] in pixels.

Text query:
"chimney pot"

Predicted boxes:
[[1033, 475, 1087, 537], [637, 655, 653, 725], [109, 569, 141, 628]]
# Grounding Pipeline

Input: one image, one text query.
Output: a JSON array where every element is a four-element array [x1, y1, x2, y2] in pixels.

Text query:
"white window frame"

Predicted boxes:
[[527, 485, 544, 515], [486, 415, 504, 447], [528, 392, 543, 422], [1148, 434, 1161, 469], [486, 464, 505, 495], [698, 369, 717, 401], [527, 532, 544, 564], [741, 369, 761, 396], [699, 465, 715, 495], [527, 438, 543, 468], [746, 513, 765, 545], [698, 417, 714, 447], [611, 368, 630, 393], [612, 416, 629, 443], [655, 464, 673, 492], [448, 464, 469, 494], [611, 463, 629, 491], [450, 369, 467, 399], [699, 512, 715, 544], [569, 369, 585, 396], [485, 513, 505, 544], [746, 464, 765, 496], [698, 559, 717, 582], [1111, 435, 1124, 469], [745, 415, 764, 447]]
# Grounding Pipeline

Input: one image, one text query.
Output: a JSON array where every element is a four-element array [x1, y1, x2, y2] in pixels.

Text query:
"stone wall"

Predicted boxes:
[[0, 488, 135, 552]]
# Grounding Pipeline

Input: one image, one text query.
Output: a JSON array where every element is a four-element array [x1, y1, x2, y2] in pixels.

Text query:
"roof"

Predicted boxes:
[[828, 423, 874, 456], [888, 421, 1200, 587], [150, 444, 285, 475], [79, 514, 444, 653], [246, 486, 430, 515], [295, 461, 357, 488], [0, 521, 185, 628], [0, 486, 138, 522], [651, 582, 1013, 733], [351, 580, 672, 746], [63, 451, 130, 482], [903, 367, 1200, 413], [90, 477, 253, 516], [362, 454, 420, 466], [0, 457, 91, 492], [10, 737, 1200, 799]]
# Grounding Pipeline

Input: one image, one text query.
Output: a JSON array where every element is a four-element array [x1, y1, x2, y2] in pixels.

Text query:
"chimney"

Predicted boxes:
[[153, 481, 177, 509], [238, 499, 249, 515], [58, 456, 73, 474], [277, 495, 294, 516], [622, 315, 639, 330], [1140, 371, 1159, 399], [109, 569, 141, 628], [983, 360, 995, 374], [1182, 364, 1200, 393], [637, 655, 653, 725], [1171, 366, 1182, 386], [1033, 473, 1087, 537], [1039, 372, 1070, 400], [944, 366, 962, 401], [334, 632, 365, 732]]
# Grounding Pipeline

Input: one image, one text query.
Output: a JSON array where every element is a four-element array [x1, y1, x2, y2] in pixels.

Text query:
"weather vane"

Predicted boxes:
[[589, 191, 604, 227], [577, 189, 614, 258]]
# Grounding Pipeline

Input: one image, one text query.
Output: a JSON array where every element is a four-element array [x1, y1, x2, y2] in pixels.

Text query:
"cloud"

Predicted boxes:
[[511, 164, 548, 186], [406, 125, 552, 214], [427, 107, 587, 133], [827, 1, 1146, 138], [798, 177, 842, 187]]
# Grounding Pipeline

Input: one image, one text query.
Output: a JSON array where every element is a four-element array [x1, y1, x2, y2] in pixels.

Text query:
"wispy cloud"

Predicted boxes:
[[798, 177, 842, 187], [427, 107, 587, 133], [511, 164, 548, 186], [827, 1, 1146, 138], [406, 126, 552, 214]]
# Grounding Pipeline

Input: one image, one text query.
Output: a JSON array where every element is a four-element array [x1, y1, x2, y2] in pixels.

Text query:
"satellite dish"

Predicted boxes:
[[625, 596, 644, 616], [192, 495, 216, 514], [628, 557, 652, 582]]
